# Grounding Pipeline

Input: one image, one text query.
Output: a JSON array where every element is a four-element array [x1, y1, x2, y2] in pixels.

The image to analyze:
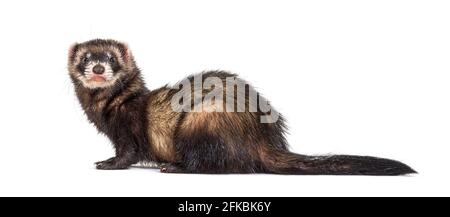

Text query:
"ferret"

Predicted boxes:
[[68, 39, 415, 175]]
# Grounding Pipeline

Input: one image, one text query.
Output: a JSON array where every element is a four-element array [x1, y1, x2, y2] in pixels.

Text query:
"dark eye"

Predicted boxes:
[[82, 57, 89, 63], [109, 57, 116, 63]]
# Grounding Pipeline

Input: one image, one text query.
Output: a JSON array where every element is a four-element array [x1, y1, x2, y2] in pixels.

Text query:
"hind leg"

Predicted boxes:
[[169, 111, 263, 174], [166, 131, 261, 174], [171, 131, 232, 174]]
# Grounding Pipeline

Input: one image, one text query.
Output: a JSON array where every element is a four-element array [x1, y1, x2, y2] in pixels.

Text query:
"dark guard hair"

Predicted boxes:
[[68, 39, 416, 175]]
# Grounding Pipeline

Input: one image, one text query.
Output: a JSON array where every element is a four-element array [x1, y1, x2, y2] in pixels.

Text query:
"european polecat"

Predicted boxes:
[[68, 39, 415, 175]]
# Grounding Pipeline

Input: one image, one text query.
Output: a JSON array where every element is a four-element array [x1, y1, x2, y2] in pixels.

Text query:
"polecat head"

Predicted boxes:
[[68, 39, 136, 89]]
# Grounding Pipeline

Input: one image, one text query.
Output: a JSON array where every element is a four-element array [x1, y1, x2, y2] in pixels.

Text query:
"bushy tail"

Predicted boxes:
[[264, 150, 416, 175]]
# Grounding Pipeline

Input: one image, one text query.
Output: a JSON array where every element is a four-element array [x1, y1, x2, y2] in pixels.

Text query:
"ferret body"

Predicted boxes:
[[68, 39, 415, 175]]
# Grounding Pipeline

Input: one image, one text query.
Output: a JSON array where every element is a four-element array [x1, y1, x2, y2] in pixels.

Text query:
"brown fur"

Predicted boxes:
[[146, 88, 180, 162]]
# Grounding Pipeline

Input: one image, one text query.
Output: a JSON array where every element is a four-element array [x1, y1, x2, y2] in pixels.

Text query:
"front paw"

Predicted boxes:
[[95, 158, 129, 170]]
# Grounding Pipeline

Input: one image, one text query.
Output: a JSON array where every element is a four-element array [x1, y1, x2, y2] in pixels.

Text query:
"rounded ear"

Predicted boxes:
[[117, 42, 132, 63], [68, 43, 79, 62]]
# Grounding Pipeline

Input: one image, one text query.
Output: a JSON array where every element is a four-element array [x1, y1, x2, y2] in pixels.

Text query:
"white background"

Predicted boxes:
[[0, 0, 449, 196]]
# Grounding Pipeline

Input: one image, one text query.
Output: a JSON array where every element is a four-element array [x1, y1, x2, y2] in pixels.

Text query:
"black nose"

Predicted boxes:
[[93, 65, 105, 74]]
